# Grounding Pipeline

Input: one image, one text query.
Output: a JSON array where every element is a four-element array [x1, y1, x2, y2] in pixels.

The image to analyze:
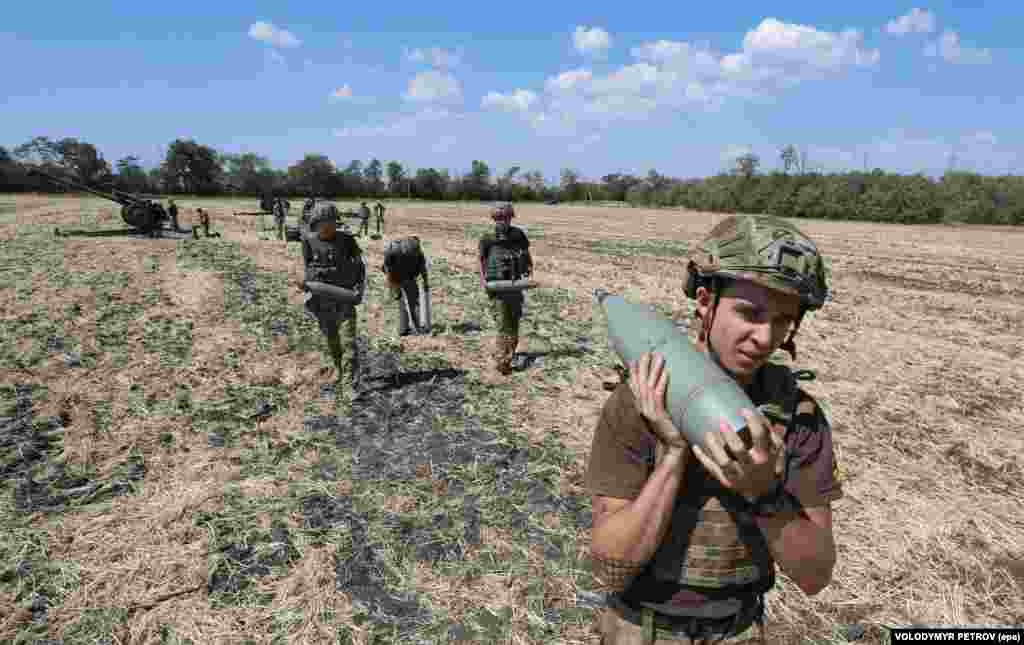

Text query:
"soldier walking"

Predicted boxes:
[[478, 203, 533, 375], [273, 198, 286, 240], [302, 204, 366, 390], [358, 201, 371, 237], [382, 236, 430, 336], [375, 201, 386, 235]]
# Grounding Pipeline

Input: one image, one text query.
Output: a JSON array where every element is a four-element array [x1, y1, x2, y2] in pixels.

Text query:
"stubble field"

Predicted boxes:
[[1, 194, 1022, 645]]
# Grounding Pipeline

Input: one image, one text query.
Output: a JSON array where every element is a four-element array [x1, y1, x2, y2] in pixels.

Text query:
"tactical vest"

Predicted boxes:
[[482, 228, 530, 282], [383, 237, 423, 281], [643, 362, 816, 598], [304, 233, 364, 290]]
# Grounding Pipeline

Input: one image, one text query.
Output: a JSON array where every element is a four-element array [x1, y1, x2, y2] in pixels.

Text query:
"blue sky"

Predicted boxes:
[[3, 1, 1021, 183]]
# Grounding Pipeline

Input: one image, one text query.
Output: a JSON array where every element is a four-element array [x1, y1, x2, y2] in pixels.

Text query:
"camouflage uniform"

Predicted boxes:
[[375, 202, 385, 235], [168, 200, 180, 231], [382, 236, 429, 336], [303, 204, 366, 389], [358, 202, 371, 237], [273, 199, 286, 240], [478, 204, 532, 375], [585, 215, 840, 645]]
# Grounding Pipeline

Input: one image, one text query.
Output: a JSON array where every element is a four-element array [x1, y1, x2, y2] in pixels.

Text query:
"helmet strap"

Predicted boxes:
[[779, 308, 806, 361]]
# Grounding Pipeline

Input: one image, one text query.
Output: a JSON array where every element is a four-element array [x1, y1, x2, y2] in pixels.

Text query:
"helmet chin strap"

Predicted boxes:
[[702, 279, 733, 377]]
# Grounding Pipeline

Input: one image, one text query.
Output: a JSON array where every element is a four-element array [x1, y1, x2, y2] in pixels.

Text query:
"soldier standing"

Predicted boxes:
[[168, 199, 180, 231], [375, 201, 386, 235], [382, 236, 430, 336], [584, 215, 842, 645], [358, 201, 371, 237], [302, 204, 366, 389], [478, 203, 533, 375], [273, 198, 286, 240]]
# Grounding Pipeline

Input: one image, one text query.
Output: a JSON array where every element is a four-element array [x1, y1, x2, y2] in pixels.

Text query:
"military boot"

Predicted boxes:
[[493, 335, 515, 375]]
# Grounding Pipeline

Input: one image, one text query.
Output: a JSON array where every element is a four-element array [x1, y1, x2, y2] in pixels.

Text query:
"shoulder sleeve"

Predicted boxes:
[[782, 391, 844, 508], [478, 236, 491, 259], [584, 384, 658, 500]]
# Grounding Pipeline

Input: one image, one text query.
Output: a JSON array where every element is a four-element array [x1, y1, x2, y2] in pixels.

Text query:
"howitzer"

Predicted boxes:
[[594, 288, 758, 451], [304, 281, 363, 305], [485, 279, 538, 294], [27, 167, 170, 235]]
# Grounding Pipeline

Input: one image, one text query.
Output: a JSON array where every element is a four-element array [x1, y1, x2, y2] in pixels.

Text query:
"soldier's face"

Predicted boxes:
[[695, 280, 800, 384]]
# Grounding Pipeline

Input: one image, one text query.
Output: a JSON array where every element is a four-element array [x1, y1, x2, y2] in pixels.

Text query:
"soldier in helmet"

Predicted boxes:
[[382, 236, 430, 336], [195, 207, 220, 238], [358, 201, 371, 237], [273, 198, 287, 240], [374, 201, 386, 235], [302, 203, 366, 390], [167, 199, 180, 231], [585, 214, 842, 645], [478, 203, 533, 375]]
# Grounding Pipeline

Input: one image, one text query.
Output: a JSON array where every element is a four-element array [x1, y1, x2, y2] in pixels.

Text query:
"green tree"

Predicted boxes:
[[222, 152, 274, 196], [363, 158, 384, 197], [287, 154, 336, 197], [386, 161, 406, 197], [162, 139, 221, 194], [114, 156, 150, 194]]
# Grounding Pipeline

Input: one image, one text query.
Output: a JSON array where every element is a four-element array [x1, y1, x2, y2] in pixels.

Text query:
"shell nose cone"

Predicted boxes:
[[593, 288, 611, 304]]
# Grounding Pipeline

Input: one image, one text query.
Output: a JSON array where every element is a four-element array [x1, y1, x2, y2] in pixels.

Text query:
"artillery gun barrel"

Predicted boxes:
[[26, 167, 132, 206]]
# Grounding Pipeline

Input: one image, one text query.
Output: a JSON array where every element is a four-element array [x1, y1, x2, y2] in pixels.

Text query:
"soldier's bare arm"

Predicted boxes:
[[752, 495, 836, 596], [589, 446, 688, 593]]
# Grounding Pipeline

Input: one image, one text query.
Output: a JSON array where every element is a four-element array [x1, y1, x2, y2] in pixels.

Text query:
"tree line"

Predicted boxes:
[[1, 136, 1021, 226]]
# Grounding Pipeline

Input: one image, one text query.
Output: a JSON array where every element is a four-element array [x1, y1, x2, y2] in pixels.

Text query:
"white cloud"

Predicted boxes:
[[402, 70, 462, 103], [481, 89, 538, 112], [405, 46, 462, 68], [545, 69, 593, 93], [924, 29, 992, 64], [333, 107, 457, 138], [573, 26, 611, 58], [248, 21, 302, 49], [487, 17, 881, 136], [329, 85, 353, 101], [884, 8, 936, 36]]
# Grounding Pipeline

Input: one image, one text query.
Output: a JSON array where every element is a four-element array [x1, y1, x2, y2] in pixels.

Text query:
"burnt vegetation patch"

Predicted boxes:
[[1, 384, 146, 515]]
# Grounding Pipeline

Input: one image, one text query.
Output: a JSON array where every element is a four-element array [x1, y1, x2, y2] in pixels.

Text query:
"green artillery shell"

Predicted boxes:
[[485, 279, 538, 294], [305, 281, 363, 305], [594, 289, 756, 449]]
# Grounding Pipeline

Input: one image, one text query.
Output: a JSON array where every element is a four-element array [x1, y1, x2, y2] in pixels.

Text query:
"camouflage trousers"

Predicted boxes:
[[598, 601, 764, 645], [275, 218, 285, 240], [307, 299, 359, 386], [358, 218, 369, 236], [488, 293, 523, 374], [376, 215, 384, 235], [393, 278, 424, 336]]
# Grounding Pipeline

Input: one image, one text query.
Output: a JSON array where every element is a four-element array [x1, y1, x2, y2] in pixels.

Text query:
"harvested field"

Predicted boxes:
[[2, 193, 1022, 644]]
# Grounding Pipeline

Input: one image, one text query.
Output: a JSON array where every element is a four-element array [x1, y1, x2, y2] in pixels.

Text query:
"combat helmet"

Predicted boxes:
[[685, 214, 829, 358], [490, 203, 515, 220], [308, 203, 340, 231]]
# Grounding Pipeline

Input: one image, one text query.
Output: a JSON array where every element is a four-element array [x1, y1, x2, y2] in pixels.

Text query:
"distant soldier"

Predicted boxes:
[[273, 198, 287, 240], [196, 207, 220, 238], [168, 199, 180, 231], [358, 201, 371, 237], [382, 236, 430, 336], [478, 203, 533, 375], [302, 204, 366, 389], [375, 201, 386, 235]]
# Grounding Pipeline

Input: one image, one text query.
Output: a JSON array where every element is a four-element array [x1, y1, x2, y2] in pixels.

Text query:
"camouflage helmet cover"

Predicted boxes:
[[308, 203, 340, 230], [687, 214, 829, 310], [491, 203, 514, 220]]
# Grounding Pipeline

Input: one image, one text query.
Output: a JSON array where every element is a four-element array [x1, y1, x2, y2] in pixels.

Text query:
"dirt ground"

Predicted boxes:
[[1, 194, 1022, 644]]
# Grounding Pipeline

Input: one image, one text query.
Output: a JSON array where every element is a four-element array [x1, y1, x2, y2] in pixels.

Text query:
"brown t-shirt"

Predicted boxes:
[[584, 364, 843, 609]]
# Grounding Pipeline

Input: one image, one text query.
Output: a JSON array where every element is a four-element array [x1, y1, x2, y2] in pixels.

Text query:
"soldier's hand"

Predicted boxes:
[[629, 353, 687, 451], [691, 409, 785, 502]]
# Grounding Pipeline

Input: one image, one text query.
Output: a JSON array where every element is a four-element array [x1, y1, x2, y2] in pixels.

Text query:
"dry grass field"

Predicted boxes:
[[1, 194, 1022, 645]]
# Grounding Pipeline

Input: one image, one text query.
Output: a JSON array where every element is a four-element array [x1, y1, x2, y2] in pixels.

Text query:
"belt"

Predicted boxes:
[[609, 594, 762, 643]]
